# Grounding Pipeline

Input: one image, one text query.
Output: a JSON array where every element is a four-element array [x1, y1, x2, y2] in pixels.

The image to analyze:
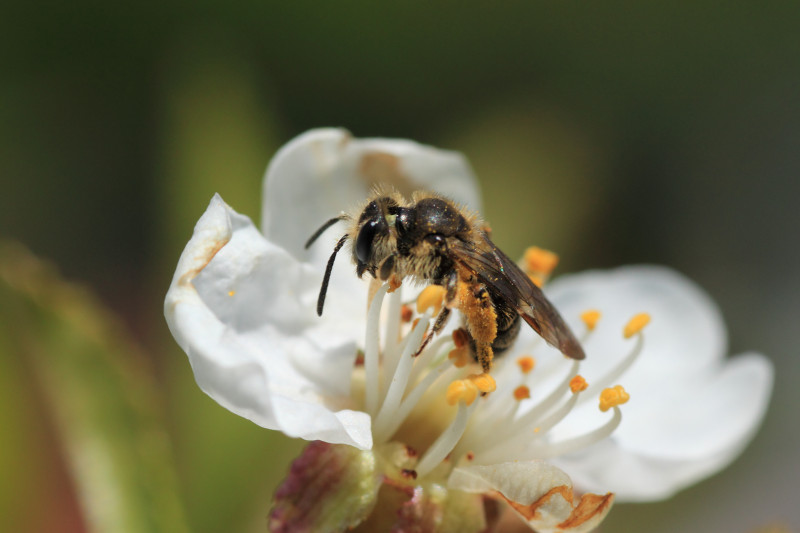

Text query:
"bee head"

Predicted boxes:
[[354, 196, 399, 278]]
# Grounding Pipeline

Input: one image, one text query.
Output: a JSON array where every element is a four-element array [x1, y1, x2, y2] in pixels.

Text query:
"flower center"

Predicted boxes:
[[355, 280, 649, 479]]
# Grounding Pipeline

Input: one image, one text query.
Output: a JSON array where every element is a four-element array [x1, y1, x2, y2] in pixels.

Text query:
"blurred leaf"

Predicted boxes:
[[0, 242, 190, 533]]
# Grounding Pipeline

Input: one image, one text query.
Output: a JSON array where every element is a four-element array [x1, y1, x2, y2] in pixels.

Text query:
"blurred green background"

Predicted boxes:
[[1, 2, 798, 532]]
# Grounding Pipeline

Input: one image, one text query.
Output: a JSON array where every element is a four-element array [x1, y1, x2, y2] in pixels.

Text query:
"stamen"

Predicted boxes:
[[388, 275, 402, 292], [448, 346, 471, 368], [514, 385, 531, 400], [452, 328, 469, 348], [624, 312, 651, 339], [468, 373, 497, 394], [364, 284, 390, 414], [517, 356, 536, 374], [417, 285, 446, 315], [381, 286, 405, 397], [599, 385, 630, 412], [373, 310, 433, 431], [580, 310, 601, 331], [579, 327, 644, 402], [528, 274, 545, 288], [570, 375, 588, 393], [446, 379, 479, 406], [523, 246, 559, 276], [400, 304, 413, 323], [416, 401, 477, 477], [531, 406, 624, 460]]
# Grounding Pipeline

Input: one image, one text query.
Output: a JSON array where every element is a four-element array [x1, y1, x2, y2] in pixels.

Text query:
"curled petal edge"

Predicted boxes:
[[448, 462, 613, 533], [165, 195, 373, 450]]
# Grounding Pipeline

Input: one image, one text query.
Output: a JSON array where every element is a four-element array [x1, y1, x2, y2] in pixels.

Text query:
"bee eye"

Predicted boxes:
[[356, 219, 381, 264]]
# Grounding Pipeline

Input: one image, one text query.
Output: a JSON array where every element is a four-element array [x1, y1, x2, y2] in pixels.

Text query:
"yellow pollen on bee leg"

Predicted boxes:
[[448, 346, 470, 368], [569, 375, 588, 393], [446, 379, 479, 406], [516, 356, 536, 374], [599, 385, 630, 412], [580, 309, 601, 331], [523, 246, 559, 276], [513, 385, 531, 400], [416, 285, 446, 315], [468, 373, 497, 393], [624, 313, 651, 338]]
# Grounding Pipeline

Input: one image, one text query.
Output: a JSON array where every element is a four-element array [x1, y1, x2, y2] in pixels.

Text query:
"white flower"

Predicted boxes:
[[165, 128, 773, 532]]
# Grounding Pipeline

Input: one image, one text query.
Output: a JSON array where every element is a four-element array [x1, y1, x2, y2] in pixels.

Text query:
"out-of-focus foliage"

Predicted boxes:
[[0, 243, 189, 533], [0, 1, 797, 532]]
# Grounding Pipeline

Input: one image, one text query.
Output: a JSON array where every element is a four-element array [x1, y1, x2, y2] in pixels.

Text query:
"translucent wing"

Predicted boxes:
[[448, 234, 585, 360]]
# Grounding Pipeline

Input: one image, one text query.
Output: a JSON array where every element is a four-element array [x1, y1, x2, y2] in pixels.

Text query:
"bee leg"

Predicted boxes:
[[413, 269, 458, 356], [413, 306, 451, 357], [443, 269, 459, 308], [460, 283, 498, 373]]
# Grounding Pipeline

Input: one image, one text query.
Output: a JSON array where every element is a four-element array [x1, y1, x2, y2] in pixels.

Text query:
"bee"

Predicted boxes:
[[305, 190, 585, 373]]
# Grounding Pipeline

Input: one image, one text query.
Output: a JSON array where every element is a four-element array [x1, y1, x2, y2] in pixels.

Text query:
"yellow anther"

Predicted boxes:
[[227, 290, 236, 297], [448, 346, 470, 368], [446, 379, 479, 406], [513, 385, 531, 401], [452, 328, 469, 348], [569, 375, 588, 393], [516, 356, 536, 374], [599, 385, 630, 412], [417, 285, 446, 315], [528, 274, 545, 288], [624, 313, 651, 339], [468, 373, 496, 393], [524, 246, 559, 276], [580, 309, 601, 331]]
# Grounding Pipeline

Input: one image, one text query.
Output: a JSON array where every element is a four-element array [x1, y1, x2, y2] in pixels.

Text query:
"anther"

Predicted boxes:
[[468, 373, 497, 394], [446, 379, 479, 406], [624, 313, 651, 339], [514, 385, 531, 400], [570, 375, 588, 393], [388, 275, 403, 293], [400, 304, 413, 323], [528, 274, 545, 288], [599, 385, 630, 412], [417, 285, 446, 315], [452, 328, 469, 348], [580, 310, 601, 331], [227, 290, 236, 297], [448, 346, 470, 368], [523, 246, 559, 276], [517, 356, 536, 374]]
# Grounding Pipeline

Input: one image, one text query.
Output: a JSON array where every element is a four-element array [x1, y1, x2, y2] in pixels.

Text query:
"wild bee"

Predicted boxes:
[[305, 190, 585, 373]]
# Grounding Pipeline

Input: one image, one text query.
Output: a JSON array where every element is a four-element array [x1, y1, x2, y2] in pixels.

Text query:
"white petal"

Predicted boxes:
[[165, 195, 372, 449], [546, 266, 729, 378], [449, 462, 613, 533], [553, 352, 774, 501], [260, 128, 482, 267]]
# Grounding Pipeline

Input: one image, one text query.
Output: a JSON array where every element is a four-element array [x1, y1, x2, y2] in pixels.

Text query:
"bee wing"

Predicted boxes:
[[448, 235, 585, 360]]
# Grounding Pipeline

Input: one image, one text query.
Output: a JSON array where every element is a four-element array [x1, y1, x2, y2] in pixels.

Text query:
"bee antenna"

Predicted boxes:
[[317, 235, 348, 316], [305, 215, 347, 249]]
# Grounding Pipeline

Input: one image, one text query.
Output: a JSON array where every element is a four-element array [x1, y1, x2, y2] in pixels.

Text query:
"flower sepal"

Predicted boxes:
[[268, 441, 381, 533], [270, 440, 496, 533]]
